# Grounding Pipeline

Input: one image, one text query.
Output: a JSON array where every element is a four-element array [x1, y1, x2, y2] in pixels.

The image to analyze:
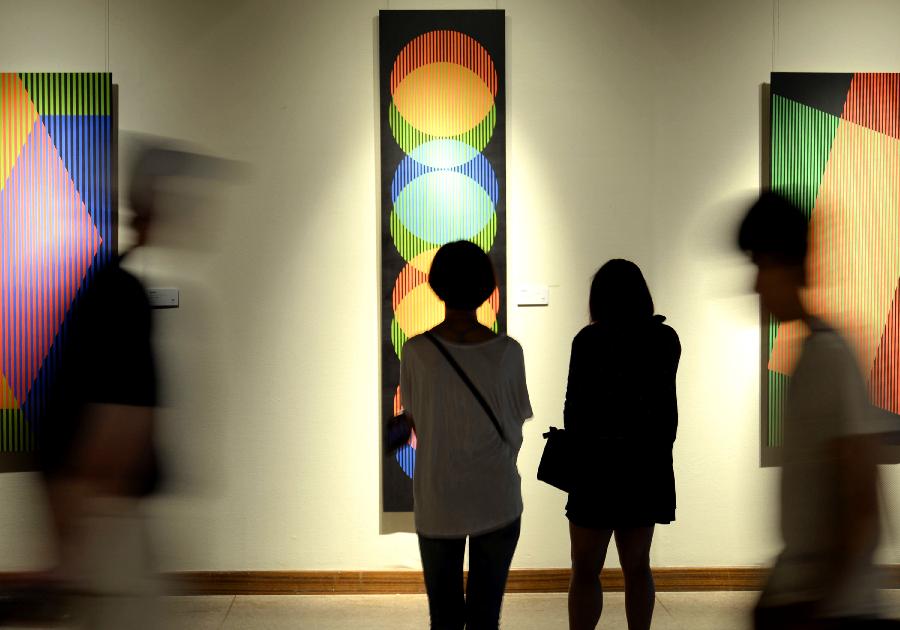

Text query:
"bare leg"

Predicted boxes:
[[568, 523, 613, 630], [614, 527, 655, 630]]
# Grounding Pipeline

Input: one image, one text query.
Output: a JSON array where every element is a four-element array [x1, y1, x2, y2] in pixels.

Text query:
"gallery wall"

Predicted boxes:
[[0, 0, 897, 572], [644, 0, 900, 568]]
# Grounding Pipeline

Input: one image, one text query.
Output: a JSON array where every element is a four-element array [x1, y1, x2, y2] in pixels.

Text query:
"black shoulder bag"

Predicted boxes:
[[537, 426, 573, 493]]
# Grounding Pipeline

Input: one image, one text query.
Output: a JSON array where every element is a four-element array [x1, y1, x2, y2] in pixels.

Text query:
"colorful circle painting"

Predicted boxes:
[[387, 29, 502, 479]]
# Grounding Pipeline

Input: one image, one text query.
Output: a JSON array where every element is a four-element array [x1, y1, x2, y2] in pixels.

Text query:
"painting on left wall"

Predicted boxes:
[[0, 73, 116, 469]]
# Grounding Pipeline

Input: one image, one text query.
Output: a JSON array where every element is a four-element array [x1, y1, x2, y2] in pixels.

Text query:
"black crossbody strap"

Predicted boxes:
[[424, 332, 507, 444]]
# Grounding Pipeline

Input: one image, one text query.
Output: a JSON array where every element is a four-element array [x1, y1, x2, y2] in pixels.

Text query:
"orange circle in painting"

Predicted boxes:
[[395, 282, 446, 339], [478, 287, 500, 327], [393, 262, 500, 340], [392, 62, 495, 138], [390, 30, 498, 98]]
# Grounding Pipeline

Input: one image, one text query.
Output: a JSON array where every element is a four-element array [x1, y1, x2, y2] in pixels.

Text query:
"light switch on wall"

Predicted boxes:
[[147, 288, 179, 308], [516, 284, 550, 306]]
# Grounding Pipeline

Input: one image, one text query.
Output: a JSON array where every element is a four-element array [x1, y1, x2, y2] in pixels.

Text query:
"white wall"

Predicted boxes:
[[643, 0, 900, 568], [0, 0, 897, 572]]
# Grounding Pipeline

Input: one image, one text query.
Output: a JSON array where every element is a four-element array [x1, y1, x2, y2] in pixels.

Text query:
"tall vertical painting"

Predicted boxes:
[[379, 11, 506, 511], [765, 72, 900, 462], [0, 73, 116, 469]]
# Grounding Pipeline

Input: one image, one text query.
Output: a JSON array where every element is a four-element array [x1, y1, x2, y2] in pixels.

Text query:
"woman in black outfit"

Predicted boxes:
[[564, 259, 680, 630]]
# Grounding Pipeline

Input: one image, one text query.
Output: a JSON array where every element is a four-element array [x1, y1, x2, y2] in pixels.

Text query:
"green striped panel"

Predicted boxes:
[[0, 410, 35, 452], [389, 100, 496, 155], [771, 94, 840, 218], [18, 72, 111, 115], [767, 95, 840, 447], [391, 314, 499, 360], [389, 209, 496, 263]]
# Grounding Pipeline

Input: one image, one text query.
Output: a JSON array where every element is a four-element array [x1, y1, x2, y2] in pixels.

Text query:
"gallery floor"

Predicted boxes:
[[8, 591, 900, 629]]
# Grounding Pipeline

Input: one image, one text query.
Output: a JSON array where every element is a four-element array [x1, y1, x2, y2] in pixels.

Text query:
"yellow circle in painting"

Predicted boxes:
[[392, 62, 495, 138], [395, 283, 445, 339], [409, 247, 439, 274], [476, 299, 498, 329], [394, 282, 499, 339]]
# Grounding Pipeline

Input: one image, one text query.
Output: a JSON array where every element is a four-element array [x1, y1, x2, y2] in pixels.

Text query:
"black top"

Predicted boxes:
[[563, 315, 681, 527], [39, 254, 158, 495]]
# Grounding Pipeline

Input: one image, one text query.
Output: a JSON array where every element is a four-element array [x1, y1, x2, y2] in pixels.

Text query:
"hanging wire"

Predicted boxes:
[[106, 0, 110, 72], [771, 0, 780, 72]]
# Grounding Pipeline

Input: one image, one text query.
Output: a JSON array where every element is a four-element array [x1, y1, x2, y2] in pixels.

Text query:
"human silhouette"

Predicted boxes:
[[564, 259, 680, 630], [740, 193, 888, 630], [400, 240, 532, 630]]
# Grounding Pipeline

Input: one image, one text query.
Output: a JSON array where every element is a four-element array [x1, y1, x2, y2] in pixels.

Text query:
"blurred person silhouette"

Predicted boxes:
[[563, 259, 680, 630], [739, 192, 889, 630], [400, 241, 532, 630], [1, 144, 217, 629], [33, 146, 177, 628]]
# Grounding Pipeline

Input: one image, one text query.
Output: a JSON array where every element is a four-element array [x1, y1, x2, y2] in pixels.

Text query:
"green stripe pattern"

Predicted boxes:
[[18, 72, 111, 115], [767, 95, 840, 447], [0, 410, 35, 451], [391, 315, 498, 360], [389, 101, 496, 155], [390, 209, 496, 263]]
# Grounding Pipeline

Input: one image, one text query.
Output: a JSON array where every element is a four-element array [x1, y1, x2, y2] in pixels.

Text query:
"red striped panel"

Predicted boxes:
[[841, 73, 900, 140], [391, 264, 428, 310], [0, 114, 101, 403], [390, 30, 498, 98], [870, 281, 900, 415]]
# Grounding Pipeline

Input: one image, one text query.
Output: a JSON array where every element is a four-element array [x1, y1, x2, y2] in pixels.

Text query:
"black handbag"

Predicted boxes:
[[537, 426, 573, 492], [384, 412, 414, 456]]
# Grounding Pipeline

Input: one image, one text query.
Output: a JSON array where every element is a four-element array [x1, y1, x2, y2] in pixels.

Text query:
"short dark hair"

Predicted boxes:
[[589, 259, 654, 324], [429, 241, 496, 310], [737, 192, 808, 265]]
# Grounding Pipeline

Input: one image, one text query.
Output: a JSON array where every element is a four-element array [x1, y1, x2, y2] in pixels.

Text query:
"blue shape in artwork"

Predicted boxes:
[[409, 139, 480, 170], [41, 115, 113, 257], [391, 153, 499, 207], [396, 443, 416, 478], [393, 170, 495, 244]]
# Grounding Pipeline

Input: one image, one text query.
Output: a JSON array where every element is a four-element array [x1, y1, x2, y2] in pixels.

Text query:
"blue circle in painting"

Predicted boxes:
[[396, 443, 416, 478]]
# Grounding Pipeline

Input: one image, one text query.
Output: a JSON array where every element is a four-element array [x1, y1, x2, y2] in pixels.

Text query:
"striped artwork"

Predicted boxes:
[[766, 73, 900, 453], [0, 73, 115, 463], [380, 12, 506, 511]]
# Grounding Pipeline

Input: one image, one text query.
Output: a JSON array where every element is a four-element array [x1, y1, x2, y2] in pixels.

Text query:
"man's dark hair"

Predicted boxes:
[[589, 259, 654, 324], [737, 192, 809, 265], [429, 241, 496, 310]]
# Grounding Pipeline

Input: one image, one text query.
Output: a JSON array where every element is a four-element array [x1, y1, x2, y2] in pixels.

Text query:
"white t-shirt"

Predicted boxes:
[[768, 319, 882, 617], [400, 333, 533, 538]]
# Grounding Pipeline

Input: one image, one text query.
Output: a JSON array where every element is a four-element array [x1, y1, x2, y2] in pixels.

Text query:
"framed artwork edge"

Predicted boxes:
[[759, 81, 781, 468], [0, 75, 119, 474]]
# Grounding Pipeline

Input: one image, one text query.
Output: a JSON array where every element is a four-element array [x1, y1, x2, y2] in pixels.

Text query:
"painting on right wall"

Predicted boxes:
[[765, 72, 900, 461]]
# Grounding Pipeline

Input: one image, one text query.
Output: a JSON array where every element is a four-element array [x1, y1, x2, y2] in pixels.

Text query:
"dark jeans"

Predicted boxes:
[[417, 517, 521, 630]]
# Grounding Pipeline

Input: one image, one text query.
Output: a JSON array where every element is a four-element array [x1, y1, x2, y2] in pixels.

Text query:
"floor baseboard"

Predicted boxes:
[[167, 566, 900, 595], [165, 567, 766, 595], [3, 567, 896, 595]]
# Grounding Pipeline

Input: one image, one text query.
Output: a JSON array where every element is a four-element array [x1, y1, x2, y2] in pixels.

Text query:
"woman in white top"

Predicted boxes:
[[400, 241, 533, 630]]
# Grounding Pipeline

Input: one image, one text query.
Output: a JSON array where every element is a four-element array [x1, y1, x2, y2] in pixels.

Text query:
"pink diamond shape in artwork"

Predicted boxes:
[[0, 116, 102, 405]]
